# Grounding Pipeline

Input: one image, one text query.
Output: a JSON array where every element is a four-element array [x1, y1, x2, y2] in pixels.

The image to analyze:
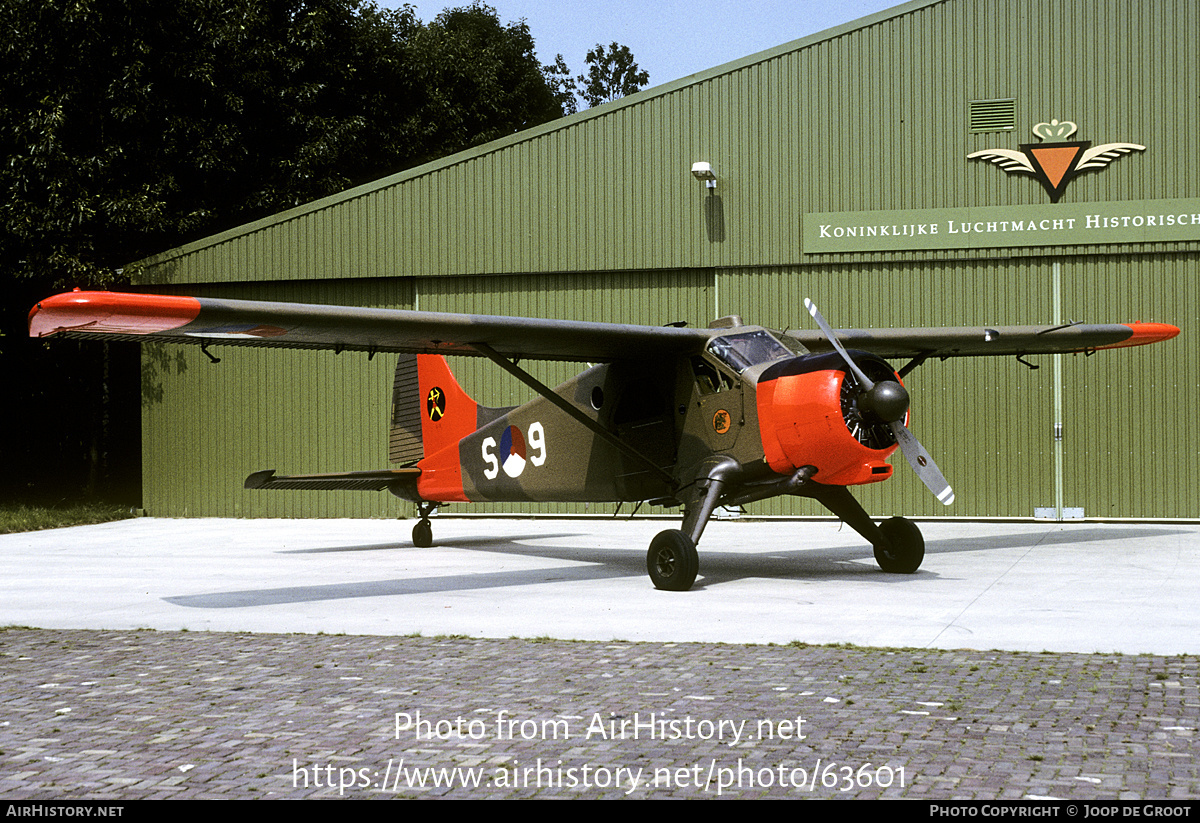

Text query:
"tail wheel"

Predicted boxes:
[[646, 529, 699, 591], [412, 519, 433, 548], [873, 516, 924, 573]]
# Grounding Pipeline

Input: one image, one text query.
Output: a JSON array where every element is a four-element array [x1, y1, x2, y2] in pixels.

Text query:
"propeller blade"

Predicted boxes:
[[890, 421, 955, 505], [803, 298, 875, 390], [804, 297, 954, 506]]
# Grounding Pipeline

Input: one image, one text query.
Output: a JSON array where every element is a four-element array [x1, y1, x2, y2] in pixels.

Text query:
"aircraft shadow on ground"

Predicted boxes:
[[921, 525, 1182, 555], [163, 525, 1182, 607], [275, 533, 582, 554]]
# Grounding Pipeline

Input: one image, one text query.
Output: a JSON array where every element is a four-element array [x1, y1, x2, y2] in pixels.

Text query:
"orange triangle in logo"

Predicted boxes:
[[1029, 146, 1081, 188]]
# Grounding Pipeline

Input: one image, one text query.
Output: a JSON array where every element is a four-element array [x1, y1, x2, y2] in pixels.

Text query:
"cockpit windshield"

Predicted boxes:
[[706, 330, 796, 373]]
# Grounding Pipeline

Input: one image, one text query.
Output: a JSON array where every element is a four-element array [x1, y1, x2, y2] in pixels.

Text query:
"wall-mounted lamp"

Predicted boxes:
[[691, 161, 717, 189]]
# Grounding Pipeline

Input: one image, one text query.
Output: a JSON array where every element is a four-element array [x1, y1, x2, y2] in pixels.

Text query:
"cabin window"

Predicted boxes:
[[707, 331, 792, 373]]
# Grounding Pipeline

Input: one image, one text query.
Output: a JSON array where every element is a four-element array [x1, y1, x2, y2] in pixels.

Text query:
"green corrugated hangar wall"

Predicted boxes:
[[136, 0, 1198, 520]]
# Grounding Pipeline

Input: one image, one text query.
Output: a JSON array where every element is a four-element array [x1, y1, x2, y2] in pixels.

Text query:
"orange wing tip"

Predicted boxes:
[[29, 291, 202, 338], [1097, 322, 1182, 350]]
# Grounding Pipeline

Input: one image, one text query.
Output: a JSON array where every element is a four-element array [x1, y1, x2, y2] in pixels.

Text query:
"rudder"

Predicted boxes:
[[390, 354, 492, 464]]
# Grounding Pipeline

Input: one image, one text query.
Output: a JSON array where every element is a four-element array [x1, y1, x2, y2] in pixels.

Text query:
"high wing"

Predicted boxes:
[[785, 322, 1179, 360], [28, 291, 712, 363], [29, 291, 1178, 362]]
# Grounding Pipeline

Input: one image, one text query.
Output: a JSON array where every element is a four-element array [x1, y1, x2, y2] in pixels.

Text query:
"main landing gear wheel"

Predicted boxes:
[[873, 516, 924, 574], [412, 519, 433, 548], [647, 529, 699, 591]]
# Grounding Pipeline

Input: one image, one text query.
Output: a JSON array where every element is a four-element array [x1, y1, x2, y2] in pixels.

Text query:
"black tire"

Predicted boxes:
[[412, 519, 433, 548], [646, 529, 699, 591], [873, 516, 924, 573]]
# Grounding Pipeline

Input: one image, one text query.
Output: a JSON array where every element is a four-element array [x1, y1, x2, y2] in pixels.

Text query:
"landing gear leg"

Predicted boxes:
[[646, 457, 737, 591], [798, 482, 925, 574], [412, 502, 438, 548]]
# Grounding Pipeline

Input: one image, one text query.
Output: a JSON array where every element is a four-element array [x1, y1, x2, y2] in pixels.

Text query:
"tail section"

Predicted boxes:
[[390, 354, 497, 465]]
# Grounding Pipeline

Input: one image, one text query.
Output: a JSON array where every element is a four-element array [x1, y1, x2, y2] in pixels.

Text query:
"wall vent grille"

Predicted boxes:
[[969, 98, 1016, 133]]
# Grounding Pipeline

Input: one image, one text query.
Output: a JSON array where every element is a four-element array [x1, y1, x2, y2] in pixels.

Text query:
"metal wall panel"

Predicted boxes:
[[142, 278, 415, 518], [721, 260, 1054, 518], [134, 0, 1198, 287], [1061, 253, 1199, 518], [142, 252, 1194, 519], [134, 0, 1198, 520], [142, 271, 715, 517], [718, 252, 1195, 519]]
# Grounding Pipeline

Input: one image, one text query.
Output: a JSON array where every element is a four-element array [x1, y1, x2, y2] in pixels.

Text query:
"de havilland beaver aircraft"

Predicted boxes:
[[29, 290, 1178, 591]]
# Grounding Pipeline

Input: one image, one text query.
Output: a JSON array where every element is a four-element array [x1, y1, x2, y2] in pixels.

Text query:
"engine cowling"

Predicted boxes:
[[755, 352, 904, 486]]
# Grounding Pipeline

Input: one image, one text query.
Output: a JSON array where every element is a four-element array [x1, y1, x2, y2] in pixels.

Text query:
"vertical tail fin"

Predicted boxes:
[[390, 354, 485, 464]]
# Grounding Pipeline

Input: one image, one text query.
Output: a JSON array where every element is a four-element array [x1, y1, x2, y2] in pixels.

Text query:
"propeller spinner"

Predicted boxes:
[[804, 298, 955, 506]]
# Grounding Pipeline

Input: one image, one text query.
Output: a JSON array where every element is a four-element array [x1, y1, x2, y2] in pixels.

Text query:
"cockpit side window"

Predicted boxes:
[[707, 330, 793, 373], [691, 356, 735, 395]]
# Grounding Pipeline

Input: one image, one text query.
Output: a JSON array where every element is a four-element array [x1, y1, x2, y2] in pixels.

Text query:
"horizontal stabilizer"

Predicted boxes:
[[245, 468, 420, 498]]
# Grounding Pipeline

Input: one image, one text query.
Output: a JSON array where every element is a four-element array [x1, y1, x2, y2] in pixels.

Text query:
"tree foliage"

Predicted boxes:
[[543, 54, 579, 116], [0, 0, 568, 291], [407, 6, 565, 162], [0, 0, 570, 502], [575, 42, 650, 109]]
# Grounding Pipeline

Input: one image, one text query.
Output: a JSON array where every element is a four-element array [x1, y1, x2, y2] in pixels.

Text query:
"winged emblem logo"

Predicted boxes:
[[968, 119, 1145, 203]]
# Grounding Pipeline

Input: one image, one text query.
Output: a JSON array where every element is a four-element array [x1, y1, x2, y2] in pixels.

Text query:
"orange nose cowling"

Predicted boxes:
[[757, 368, 897, 487]]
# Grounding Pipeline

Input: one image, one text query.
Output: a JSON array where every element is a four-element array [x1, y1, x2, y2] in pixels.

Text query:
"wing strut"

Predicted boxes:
[[897, 351, 933, 379], [470, 342, 677, 488]]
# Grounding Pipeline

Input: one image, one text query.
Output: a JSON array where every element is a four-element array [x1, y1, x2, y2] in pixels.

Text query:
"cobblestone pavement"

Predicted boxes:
[[1, 629, 1196, 799]]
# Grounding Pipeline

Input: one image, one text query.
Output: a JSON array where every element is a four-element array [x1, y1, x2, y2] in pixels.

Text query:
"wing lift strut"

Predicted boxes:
[[469, 343, 676, 489]]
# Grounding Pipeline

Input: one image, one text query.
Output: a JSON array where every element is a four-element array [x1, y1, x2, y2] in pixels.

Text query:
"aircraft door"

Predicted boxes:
[[687, 355, 745, 452]]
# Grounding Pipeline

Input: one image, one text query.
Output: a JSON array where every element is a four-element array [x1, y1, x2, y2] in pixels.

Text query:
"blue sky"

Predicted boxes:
[[382, 0, 910, 91]]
